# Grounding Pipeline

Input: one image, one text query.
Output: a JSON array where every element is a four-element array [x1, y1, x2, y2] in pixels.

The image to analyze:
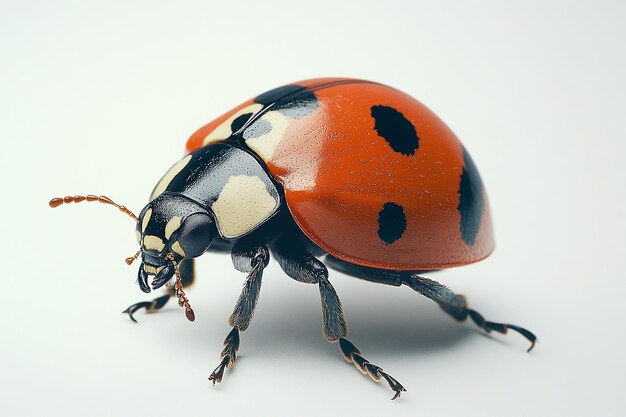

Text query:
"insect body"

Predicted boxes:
[[50, 78, 536, 400]]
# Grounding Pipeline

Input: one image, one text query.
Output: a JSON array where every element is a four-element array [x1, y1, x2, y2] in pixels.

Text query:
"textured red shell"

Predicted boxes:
[[187, 78, 494, 270]]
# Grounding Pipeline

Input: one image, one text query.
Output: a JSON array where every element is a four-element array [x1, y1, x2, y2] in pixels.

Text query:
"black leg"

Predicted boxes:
[[401, 274, 537, 352], [122, 259, 195, 322], [209, 327, 240, 385], [272, 238, 346, 339], [209, 243, 268, 385], [319, 276, 348, 341], [272, 238, 406, 399], [325, 255, 536, 352], [339, 338, 407, 400], [228, 259, 265, 331], [228, 243, 269, 331]]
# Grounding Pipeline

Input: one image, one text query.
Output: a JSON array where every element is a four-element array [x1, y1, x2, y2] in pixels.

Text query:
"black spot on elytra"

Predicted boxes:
[[457, 146, 484, 245], [255, 84, 307, 106], [255, 84, 319, 119], [230, 113, 253, 133], [371, 105, 419, 155], [377, 202, 407, 244], [273, 90, 318, 119]]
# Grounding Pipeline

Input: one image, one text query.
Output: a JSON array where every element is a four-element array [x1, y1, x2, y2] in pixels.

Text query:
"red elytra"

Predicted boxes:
[[187, 78, 494, 271]]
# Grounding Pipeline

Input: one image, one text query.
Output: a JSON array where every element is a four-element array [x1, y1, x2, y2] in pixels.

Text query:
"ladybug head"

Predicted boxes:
[[48, 192, 211, 322], [135, 193, 215, 293]]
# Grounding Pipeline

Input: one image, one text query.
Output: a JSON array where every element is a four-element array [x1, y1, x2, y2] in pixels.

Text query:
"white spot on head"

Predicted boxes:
[[211, 175, 278, 239], [143, 235, 165, 252], [142, 208, 153, 232], [203, 103, 263, 146], [165, 216, 182, 240], [150, 155, 193, 200], [171, 241, 186, 257], [245, 111, 290, 161]]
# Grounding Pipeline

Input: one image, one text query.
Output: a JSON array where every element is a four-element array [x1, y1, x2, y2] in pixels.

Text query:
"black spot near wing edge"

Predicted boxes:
[[457, 146, 484, 245], [255, 84, 319, 120], [371, 105, 420, 156], [230, 113, 254, 133], [378, 202, 407, 244], [254, 84, 307, 106]]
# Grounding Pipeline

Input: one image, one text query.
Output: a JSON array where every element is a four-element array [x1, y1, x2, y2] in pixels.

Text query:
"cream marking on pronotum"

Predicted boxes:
[[143, 235, 165, 252], [135, 230, 141, 243], [211, 175, 278, 239], [171, 241, 186, 257], [141, 207, 153, 232], [164, 216, 182, 239], [202, 103, 263, 146], [150, 154, 193, 200], [244, 111, 290, 161]]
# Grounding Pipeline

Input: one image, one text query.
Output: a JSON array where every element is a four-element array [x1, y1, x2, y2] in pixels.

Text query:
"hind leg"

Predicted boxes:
[[325, 255, 536, 351], [401, 274, 537, 351], [122, 259, 195, 322]]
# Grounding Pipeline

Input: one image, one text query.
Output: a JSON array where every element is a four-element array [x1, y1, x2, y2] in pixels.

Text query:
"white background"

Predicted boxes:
[[1, 1, 625, 416]]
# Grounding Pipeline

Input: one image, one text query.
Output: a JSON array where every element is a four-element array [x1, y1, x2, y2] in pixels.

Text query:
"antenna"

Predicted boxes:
[[167, 253, 195, 322], [49, 194, 138, 222], [125, 250, 141, 265]]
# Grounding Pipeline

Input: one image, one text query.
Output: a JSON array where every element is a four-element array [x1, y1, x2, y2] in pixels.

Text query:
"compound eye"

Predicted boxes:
[[174, 213, 214, 258]]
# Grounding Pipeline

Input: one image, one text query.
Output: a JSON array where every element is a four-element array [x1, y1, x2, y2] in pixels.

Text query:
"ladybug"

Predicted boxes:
[[50, 78, 536, 400]]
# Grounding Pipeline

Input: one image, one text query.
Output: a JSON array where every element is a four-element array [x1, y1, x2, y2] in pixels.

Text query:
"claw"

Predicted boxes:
[[122, 295, 170, 323], [468, 310, 537, 353], [391, 390, 403, 401], [505, 324, 537, 352], [122, 301, 152, 323], [208, 357, 229, 385], [379, 370, 407, 400]]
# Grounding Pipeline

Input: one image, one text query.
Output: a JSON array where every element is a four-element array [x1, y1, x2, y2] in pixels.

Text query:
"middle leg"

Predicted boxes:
[[272, 239, 407, 400]]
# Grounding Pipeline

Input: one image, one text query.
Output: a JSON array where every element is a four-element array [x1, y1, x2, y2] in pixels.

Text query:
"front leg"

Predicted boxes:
[[208, 327, 240, 385], [209, 242, 269, 385], [122, 259, 195, 322]]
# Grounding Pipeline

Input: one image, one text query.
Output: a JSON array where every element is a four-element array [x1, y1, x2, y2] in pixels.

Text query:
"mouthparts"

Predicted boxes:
[[137, 262, 175, 293]]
